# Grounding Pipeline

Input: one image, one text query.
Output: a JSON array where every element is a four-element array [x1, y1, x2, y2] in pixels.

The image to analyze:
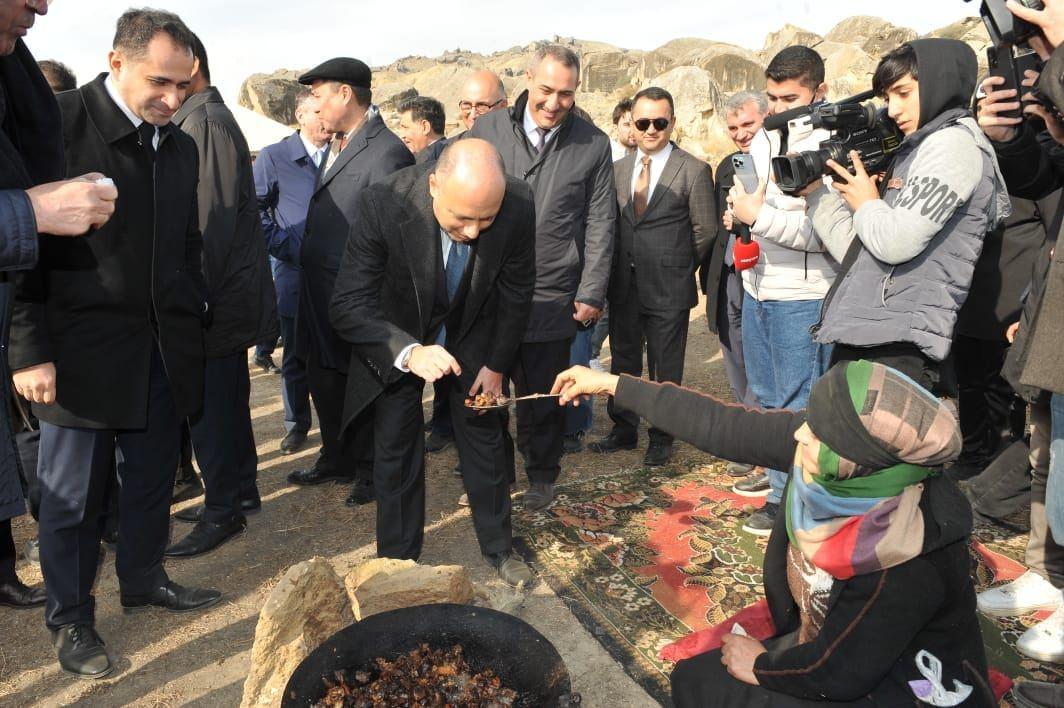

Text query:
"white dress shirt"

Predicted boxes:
[[522, 106, 557, 151], [394, 228, 459, 372], [104, 75, 158, 149], [629, 142, 674, 200]]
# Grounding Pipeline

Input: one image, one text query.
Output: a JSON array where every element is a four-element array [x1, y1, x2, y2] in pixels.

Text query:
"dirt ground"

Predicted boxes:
[[0, 306, 731, 707]]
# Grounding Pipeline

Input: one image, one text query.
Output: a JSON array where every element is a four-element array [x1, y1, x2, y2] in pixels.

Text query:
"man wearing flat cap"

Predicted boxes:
[[287, 57, 413, 503]]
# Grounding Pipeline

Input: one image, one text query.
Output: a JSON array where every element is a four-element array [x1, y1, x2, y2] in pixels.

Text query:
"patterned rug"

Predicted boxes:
[[513, 462, 1063, 707]]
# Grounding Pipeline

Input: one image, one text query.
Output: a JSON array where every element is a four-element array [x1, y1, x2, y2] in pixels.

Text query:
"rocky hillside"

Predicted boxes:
[[239, 15, 989, 165]]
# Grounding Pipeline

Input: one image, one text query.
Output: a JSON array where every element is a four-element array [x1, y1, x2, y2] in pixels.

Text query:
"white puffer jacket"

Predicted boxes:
[[742, 125, 840, 302]]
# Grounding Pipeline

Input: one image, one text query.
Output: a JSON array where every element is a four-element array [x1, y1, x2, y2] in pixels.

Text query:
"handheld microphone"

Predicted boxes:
[[732, 224, 760, 271]]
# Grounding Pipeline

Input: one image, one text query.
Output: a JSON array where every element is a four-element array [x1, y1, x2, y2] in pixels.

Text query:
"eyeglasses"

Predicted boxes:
[[634, 118, 670, 132], [458, 98, 504, 115]]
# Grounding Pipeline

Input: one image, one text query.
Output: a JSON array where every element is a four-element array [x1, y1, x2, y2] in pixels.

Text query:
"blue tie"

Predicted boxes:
[[437, 239, 469, 345]]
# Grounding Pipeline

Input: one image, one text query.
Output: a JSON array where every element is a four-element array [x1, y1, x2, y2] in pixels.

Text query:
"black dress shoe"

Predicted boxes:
[[588, 431, 638, 454], [53, 624, 113, 679], [286, 467, 354, 486], [345, 480, 376, 507], [280, 429, 308, 454], [121, 580, 222, 613], [174, 497, 260, 523], [252, 353, 280, 374], [0, 578, 47, 608], [644, 441, 673, 467], [165, 518, 246, 558]]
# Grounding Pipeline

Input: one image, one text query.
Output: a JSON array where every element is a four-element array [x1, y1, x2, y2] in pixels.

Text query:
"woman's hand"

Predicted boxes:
[[720, 634, 767, 686], [825, 152, 880, 213], [551, 366, 619, 406]]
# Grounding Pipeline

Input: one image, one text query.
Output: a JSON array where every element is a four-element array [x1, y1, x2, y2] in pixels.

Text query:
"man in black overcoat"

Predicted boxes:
[[287, 57, 414, 505], [329, 140, 536, 586], [8, 9, 220, 679]]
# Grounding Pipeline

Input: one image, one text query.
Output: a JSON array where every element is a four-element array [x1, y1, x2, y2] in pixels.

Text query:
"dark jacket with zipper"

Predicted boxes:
[[614, 375, 990, 706], [9, 73, 208, 429], [174, 86, 278, 358], [992, 41, 1064, 396], [297, 109, 413, 372], [0, 40, 59, 521], [700, 152, 737, 332], [467, 91, 615, 342]]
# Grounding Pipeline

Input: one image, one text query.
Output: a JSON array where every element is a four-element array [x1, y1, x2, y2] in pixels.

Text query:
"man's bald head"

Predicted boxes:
[[459, 70, 507, 130], [429, 139, 507, 243]]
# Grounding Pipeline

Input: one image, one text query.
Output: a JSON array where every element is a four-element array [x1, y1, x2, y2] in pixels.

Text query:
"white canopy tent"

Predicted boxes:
[[231, 104, 293, 154]]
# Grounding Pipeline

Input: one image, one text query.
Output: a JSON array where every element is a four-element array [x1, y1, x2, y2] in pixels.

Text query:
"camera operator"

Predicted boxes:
[[975, 0, 1064, 682], [803, 39, 1011, 394], [725, 47, 839, 535]]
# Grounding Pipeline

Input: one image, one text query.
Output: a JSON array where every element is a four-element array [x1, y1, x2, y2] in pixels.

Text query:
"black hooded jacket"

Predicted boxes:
[[613, 375, 991, 706]]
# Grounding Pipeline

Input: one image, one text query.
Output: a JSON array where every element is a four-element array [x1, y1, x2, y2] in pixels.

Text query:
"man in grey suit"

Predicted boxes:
[[287, 57, 415, 505], [589, 86, 715, 467]]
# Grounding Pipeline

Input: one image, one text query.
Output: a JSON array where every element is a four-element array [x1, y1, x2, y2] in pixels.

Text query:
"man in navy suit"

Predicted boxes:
[[253, 91, 331, 455]]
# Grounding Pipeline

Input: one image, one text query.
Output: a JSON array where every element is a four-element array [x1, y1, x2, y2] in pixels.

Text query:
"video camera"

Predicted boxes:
[[765, 91, 904, 195]]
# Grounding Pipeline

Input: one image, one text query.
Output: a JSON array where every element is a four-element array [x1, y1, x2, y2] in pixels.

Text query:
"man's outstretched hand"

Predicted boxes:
[[406, 345, 461, 383], [551, 365, 619, 406]]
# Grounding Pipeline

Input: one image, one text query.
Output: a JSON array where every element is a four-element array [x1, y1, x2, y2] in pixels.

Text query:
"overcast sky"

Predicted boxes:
[[26, 1, 978, 104]]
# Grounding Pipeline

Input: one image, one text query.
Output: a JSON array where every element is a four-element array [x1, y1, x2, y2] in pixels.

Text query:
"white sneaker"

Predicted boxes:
[[977, 571, 1064, 617], [1016, 605, 1064, 663], [589, 358, 605, 373]]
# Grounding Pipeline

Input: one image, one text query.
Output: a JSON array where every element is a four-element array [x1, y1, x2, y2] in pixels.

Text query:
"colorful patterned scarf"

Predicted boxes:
[[785, 360, 961, 580]]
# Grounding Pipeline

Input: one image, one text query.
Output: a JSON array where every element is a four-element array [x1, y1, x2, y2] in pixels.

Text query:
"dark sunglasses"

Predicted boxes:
[[634, 118, 670, 132]]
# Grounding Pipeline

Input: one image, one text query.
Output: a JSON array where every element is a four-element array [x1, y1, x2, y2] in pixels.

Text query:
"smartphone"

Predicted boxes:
[[987, 45, 1022, 121], [731, 153, 759, 193]]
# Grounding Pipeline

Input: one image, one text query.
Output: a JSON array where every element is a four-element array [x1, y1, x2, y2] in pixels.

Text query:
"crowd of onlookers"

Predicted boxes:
[[2, 0, 1064, 704]]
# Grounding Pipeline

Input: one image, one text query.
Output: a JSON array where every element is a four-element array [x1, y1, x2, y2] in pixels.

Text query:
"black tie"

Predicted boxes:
[[137, 122, 156, 160]]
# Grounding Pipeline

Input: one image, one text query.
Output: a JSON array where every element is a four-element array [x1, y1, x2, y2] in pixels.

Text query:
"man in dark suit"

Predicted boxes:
[[9, 9, 220, 679], [253, 90, 331, 455], [398, 96, 449, 164], [329, 140, 535, 586], [288, 57, 414, 506], [590, 86, 715, 467], [166, 32, 278, 556]]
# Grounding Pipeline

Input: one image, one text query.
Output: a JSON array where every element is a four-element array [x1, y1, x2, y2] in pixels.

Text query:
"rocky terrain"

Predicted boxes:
[[239, 15, 990, 165]]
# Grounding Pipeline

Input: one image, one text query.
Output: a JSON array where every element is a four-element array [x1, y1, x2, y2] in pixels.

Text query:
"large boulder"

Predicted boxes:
[[651, 66, 723, 160], [240, 558, 354, 708], [238, 71, 304, 127], [582, 51, 640, 94], [344, 558, 475, 621], [819, 42, 880, 98], [693, 48, 766, 95], [825, 16, 917, 59], [761, 24, 824, 60], [927, 16, 991, 64]]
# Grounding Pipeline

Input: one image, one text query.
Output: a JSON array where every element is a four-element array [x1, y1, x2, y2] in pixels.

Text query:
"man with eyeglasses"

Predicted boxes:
[[457, 70, 508, 132], [589, 87, 714, 467]]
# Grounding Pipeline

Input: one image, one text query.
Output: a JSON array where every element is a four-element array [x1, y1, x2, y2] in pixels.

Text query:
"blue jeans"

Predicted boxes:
[[566, 327, 594, 436], [741, 294, 832, 504], [1049, 393, 1064, 545]]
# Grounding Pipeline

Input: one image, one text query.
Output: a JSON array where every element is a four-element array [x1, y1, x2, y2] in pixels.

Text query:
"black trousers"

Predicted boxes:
[[0, 518, 16, 583], [608, 296, 690, 444], [306, 349, 373, 481], [953, 334, 1026, 468], [279, 315, 311, 434], [670, 645, 874, 707], [37, 346, 178, 629], [374, 374, 512, 560], [188, 353, 259, 523], [509, 338, 571, 485], [831, 342, 939, 393], [429, 380, 453, 438]]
